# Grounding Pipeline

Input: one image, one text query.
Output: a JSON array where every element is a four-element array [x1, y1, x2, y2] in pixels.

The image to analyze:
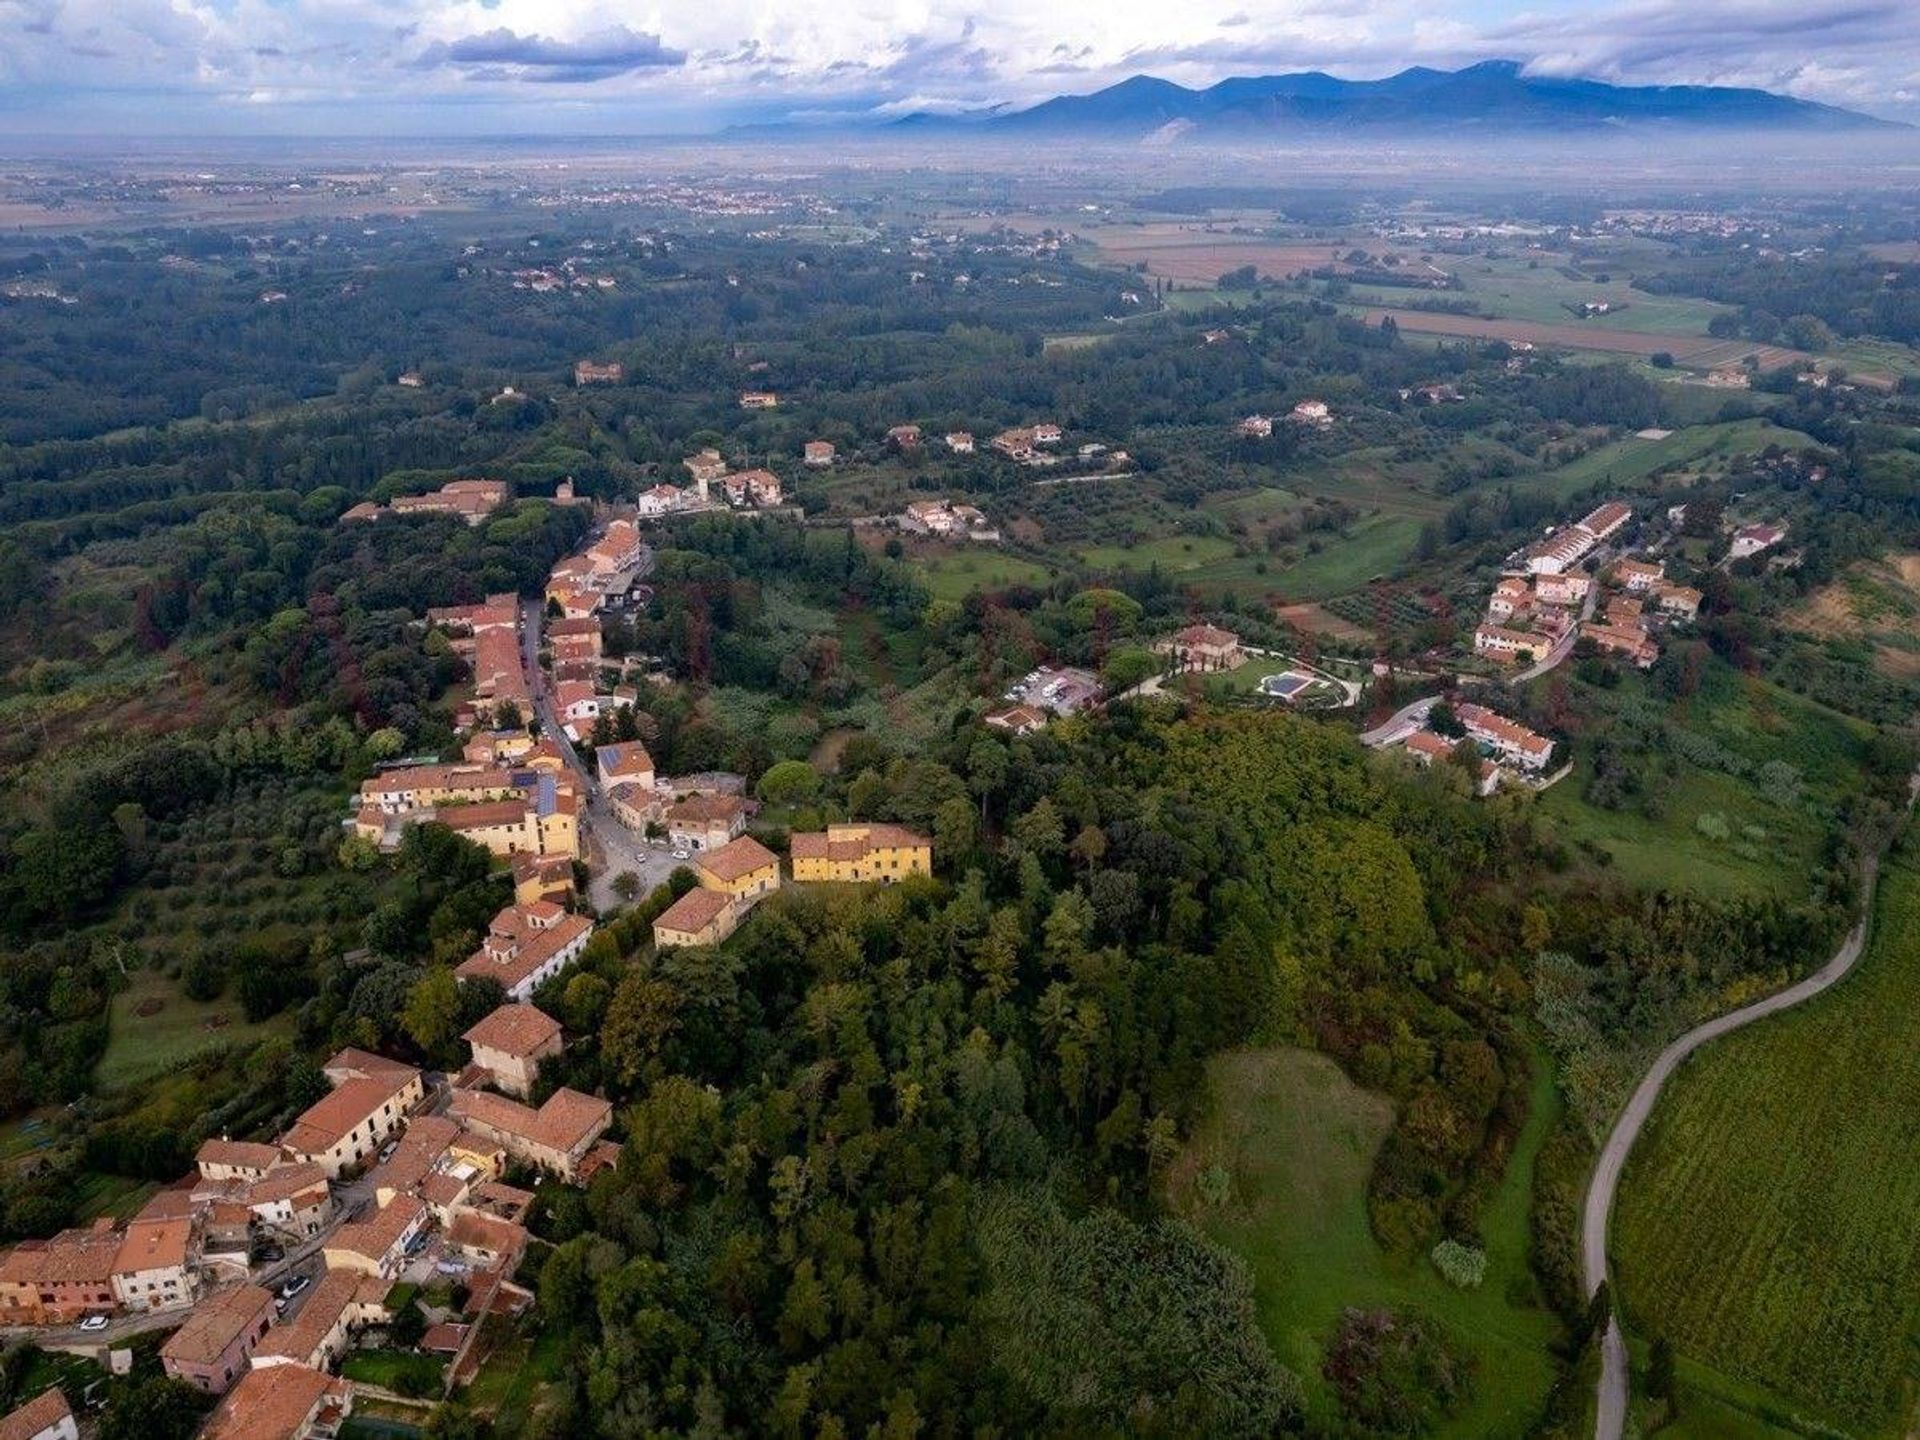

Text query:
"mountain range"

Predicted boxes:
[[895, 61, 1902, 137]]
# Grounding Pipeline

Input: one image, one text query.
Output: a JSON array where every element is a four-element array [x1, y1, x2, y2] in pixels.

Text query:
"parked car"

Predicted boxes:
[[671, 849, 689, 860], [254, 1244, 284, 1263], [377, 1139, 399, 1163], [77, 1314, 109, 1332], [276, 1274, 312, 1308]]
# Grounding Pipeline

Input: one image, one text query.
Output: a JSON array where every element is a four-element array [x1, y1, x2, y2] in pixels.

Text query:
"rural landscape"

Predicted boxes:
[[2, 14, 1920, 1440]]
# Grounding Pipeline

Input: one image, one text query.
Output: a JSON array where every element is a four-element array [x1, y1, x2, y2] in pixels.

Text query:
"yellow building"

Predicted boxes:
[[789, 824, 933, 884], [693, 836, 781, 902], [652, 888, 741, 950]]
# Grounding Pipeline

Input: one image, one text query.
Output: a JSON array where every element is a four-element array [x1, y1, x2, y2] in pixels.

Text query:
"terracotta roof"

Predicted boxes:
[[282, 1074, 415, 1156], [114, 1216, 191, 1275], [694, 836, 778, 885], [444, 1211, 528, 1259], [197, 1138, 283, 1172], [0, 1225, 120, 1287], [244, 1162, 330, 1207], [160, 1284, 274, 1366], [1579, 500, 1633, 534], [449, 1087, 610, 1157], [665, 793, 745, 826], [1457, 704, 1553, 760], [0, 1389, 73, 1440], [456, 911, 593, 993], [1173, 623, 1239, 649], [420, 1321, 468, 1354], [1405, 730, 1455, 760], [654, 886, 731, 937], [789, 825, 930, 864], [202, 1361, 345, 1440], [322, 1048, 419, 1083], [328, 1195, 426, 1265], [463, 1004, 562, 1059], [440, 799, 534, 832]]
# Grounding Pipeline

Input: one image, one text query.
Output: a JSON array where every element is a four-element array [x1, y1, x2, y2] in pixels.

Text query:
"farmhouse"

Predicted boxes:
[[945, 431, 975, 453], [1290, 399, 1333, 426], [652, 886, 741, 950], [789, 824, 933, 885], [280, 1064, 422, 1179], [1156, 623, 1242, 673], [1473, 624, 1545, 664], [804, 440, 836, 467], [0, 1390, 76, 1440], [694, 836, 782, 904], [665, 793, 748, 852], [739, 391, 779, 409], [200, 1362, 351, 1440], [1235, 415, 1273, 438], [888, 424, 922, 449], [463, 1004, 564, 1099], [1612, 558, 1663, 592], [1457, 704, 1554, 771], [1653, 583, 1702, 620], [456, 903, 594, 1001], [574, 360, 624, 385], [1729, 523, 1786, 559], [1582, 621, 1659, 667], [684, 449, 728, 484], [161, 1283, 275, 1394], [448, 1088, 612, 1182]]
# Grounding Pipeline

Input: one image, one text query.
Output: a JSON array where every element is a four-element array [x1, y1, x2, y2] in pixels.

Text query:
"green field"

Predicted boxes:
[[1612, 832, 1920, 1436], [915, 549, 1055, 600], [1536, 664, 1870, 903], [1199, 513, 1425, 601], [1075, 534, 1237, 572], [1402, 253, 1733, 337], [1522, 418, 1816, 502], [95, 970, 294, 1092], [1538, 761, 1824, 903], [342, 1348, 447, 1395], [1171, 1047, 1560, 1436]]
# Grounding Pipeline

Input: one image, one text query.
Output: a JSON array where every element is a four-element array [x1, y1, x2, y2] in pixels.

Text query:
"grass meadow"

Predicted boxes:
[[1169, 1047, 1561, 1437]]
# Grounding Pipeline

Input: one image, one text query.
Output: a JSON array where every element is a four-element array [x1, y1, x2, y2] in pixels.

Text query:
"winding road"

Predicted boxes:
[[1581, 846, 1890, 1439]]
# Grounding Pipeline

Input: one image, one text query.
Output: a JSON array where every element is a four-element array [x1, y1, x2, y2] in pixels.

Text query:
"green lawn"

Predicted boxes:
[[341, 1348, 446, 1395], [915, 549, 1054, 601], [1393, 254, 1734, 337], [1075, 534, 1237, 572], [463, 1318, 572, 1428], [1522, 419, 1816, 502], [1612, 832, 1920, 1436], [1170, 1047, 1561, 1437], [95, 971, 295, 1092], [1537, 761, 1826, 903], [1181, 514, 1422, 603]]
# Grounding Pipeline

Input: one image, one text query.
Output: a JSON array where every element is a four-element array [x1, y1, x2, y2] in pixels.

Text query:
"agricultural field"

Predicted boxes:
[[1786, 551, 1920, 679], [1356, 251, 1735, 338], [1187, 513, 1425, 602], [1611, 834, 1920, 1436], [1522, 418, 1817, 502], [1358, 306, 1827, 376], [1168, 1047, 1561, 1437], [1085, 224, 1345, 285], [1074, 534, 1237, 573], [915, 548, 1055, 600], [96, 970, 296, 1092]]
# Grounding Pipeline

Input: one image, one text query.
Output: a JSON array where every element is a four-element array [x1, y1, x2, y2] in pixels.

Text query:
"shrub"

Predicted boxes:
[[1429, 1239, 1486, 1289]]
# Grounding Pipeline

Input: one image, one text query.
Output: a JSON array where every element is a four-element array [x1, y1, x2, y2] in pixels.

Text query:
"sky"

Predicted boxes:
[[0, 0, 1916, 135]]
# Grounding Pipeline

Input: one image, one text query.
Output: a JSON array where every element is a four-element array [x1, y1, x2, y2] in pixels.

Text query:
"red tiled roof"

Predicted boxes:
[[462, 1004, 561, 1059], [654, 887, 731, 937], [695, 836, 777, 885]]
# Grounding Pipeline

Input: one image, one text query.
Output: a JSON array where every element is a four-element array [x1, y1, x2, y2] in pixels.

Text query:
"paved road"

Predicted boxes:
[[518, 598, 680, 910], [1359, 696, 1435, 748], [1515, 574, 1601, 683], [1582, 845, 1891, 1439]]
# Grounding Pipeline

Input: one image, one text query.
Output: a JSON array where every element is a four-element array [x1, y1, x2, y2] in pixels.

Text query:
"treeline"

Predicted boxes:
[[1640, 253, 1920, 347]]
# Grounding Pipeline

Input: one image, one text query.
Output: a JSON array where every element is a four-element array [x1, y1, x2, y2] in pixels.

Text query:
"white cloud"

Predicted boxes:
[[0, 0, 1916, 128]]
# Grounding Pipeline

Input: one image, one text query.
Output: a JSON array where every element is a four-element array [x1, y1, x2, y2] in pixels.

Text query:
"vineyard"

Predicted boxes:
[[1612, 832, 1920, 1433]]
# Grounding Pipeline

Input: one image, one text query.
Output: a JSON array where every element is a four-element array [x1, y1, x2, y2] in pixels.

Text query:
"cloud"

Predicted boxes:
[[1, 0, 1918, 131], [417, 24, 684, 81]]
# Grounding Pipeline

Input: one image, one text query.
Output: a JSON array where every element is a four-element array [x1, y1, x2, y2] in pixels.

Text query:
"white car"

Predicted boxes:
[[670, 849, 689, 861], [78, 1314, 109, 1332]]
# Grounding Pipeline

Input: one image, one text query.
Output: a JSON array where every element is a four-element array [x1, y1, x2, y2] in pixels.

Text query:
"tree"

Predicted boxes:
[[612, 871, 642, 901], [403, 967, 463, 1063], [1427, 701, 1464, 738], [97, 1376, 213, 1440], [1648, 1336, 1676, 1403], [756, 760, 821, 807]]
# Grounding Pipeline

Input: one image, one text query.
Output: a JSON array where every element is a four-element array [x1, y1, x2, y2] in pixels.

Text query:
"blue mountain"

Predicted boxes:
[[906, 61, 1901, 135]]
